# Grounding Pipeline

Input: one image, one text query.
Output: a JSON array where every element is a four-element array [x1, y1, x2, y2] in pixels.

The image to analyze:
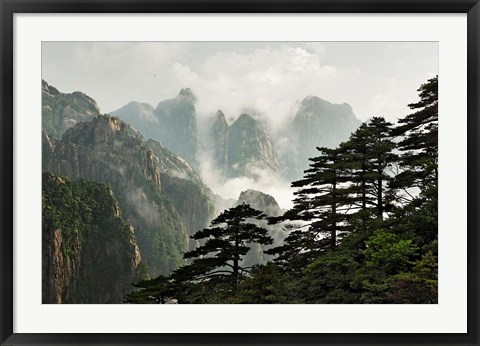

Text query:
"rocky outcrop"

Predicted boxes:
[[109, 101, 157, 139], [237, 189, 282, 217], [235, 190, 285, 267], [45, 115, 162, 192], [111, 89, 199, 167], [42, 80, 100, 138], [145, 138, 205, 189], [42, 172, 141, 303], [43, 107, 217, 276], [280, 96, 361, 180], [227, 113, 280, 178], [154, 88, 199, 166], [209, 110, 229, 172], [206, 112, 280, 179], [160, 173, 213, 249], [43, 115, 188, 276]]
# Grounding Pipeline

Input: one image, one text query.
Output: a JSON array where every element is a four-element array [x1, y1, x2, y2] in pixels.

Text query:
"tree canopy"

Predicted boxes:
[[125, 76, 438, 304]]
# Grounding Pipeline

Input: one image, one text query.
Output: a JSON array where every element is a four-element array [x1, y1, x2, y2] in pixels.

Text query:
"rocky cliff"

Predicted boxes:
[[42, 80, 100, 139], [112, 89, 199, 167], [209, 110, 229, 172], [205, 112, 280, 179], [280, 96, 361, 180], [42, 172, 141, 303], [43, 115, 190, 276], [235, 189, 285, 267], [227, 113, 280, 178]]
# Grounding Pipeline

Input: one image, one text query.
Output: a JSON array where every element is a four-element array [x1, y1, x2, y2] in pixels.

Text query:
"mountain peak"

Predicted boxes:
[[177, 88, 197, 104], [301, 95, 353, 112], [302, 95, 327, 103], [42, 81, 100, 139], [237, 189, 282, 217], [234, 113, 257, 125]]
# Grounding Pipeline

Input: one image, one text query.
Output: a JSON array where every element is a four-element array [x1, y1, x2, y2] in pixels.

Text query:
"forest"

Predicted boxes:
[[124, 76, 438, 304]]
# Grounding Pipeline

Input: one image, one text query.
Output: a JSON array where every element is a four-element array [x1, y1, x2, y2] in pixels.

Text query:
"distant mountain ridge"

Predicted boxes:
[[235, 189, 285, 266], [209, 111, 281, 179], [43, 109, 214, 278], [111, 88, 199, 167], [41, 81, 363, 303], [279, 95, 362, 179], [112, 89, 361, 182]]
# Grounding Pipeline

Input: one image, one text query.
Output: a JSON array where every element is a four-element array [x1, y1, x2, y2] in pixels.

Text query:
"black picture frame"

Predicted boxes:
[[1, 1, 479, 345]]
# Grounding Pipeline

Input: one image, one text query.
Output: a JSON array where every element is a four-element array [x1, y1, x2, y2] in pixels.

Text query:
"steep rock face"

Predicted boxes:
[[209, 110, 229, 171], [145, 138, 205, 189], [154, 88, 199, 166], [145, 138, 215, 245], [112, 89, 199, 167], [42, 80, 100, 138], [109, 101, 157, 142], [237, 189, 282, 217], [46, 115, 161, 191], [160, 173, 213, 249], [43, 115, 188, 276], [42, 172, 141, 304], [226, 113, 280, 178], [235, 190, 285, 267], [281, 96, 361, 180], [293, 96, 360, 149]]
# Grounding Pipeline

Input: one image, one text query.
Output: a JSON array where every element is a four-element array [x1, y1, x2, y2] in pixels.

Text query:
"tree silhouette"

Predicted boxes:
[[393, 76, 438, 191], [174, 203, 273, 291]]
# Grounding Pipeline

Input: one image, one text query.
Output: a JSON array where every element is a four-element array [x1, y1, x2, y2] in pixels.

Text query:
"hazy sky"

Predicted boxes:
[[42, 42, 438, 126]]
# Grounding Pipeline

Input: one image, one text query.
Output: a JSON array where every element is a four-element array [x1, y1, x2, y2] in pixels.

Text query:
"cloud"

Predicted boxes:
[[41, 41, 438, 214], [197, 149, 295, 211], [185, 44, 348, 131], [43, 42, 438, 127]]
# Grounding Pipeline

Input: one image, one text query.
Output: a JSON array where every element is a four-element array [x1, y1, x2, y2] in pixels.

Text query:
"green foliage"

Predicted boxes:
[[125, 275, 174, 304], [393, 76, 438, 190], [42, 171, 138, 303], [301, 251, 360, 303], [176, 204, 273, 292], [124, 76, 438, 304], [233, 263, 300, 304], [364, 230, 419, 274]]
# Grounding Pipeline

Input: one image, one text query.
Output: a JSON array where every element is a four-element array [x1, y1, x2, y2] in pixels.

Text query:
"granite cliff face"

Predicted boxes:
[[237, 189, 282, 217], [112, 89, 199, 167], [280, 96, 361, 180], [42, 172, 142, 303], [206, 112, 280, 179], [209, 110, 229, 172], [235, 189, 285, 267], [42, 114, 211, 276], [42, 80, 100, 139], [112, 88, 360, 183]]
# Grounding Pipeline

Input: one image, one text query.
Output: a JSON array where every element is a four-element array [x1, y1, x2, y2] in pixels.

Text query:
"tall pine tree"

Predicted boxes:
[[393, 76, 438, 191], [174, 204, 273, 291], [269, 146, 352, 269], [343, 117, 397, 221]]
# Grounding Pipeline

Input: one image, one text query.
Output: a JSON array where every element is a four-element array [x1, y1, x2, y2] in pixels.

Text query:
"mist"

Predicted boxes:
[[42, 41, 438, 211], [42, 42, 438, 126], [197, 146, 294, 210]]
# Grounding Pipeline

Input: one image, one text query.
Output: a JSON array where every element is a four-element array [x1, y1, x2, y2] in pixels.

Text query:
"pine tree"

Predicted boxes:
[[393, 76, 438, 190], [173, 204, 273, 291], [343, 117, 397, 220], [124, 275, 174, 304], [268, 147, 352, 269]]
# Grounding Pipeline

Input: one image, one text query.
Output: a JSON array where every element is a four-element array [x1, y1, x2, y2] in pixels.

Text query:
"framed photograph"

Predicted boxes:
[[1, 0, 479, 345]]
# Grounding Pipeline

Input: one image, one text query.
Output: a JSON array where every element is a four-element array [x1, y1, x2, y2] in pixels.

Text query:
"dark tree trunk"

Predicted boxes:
[[331, 175, 337, 249]]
